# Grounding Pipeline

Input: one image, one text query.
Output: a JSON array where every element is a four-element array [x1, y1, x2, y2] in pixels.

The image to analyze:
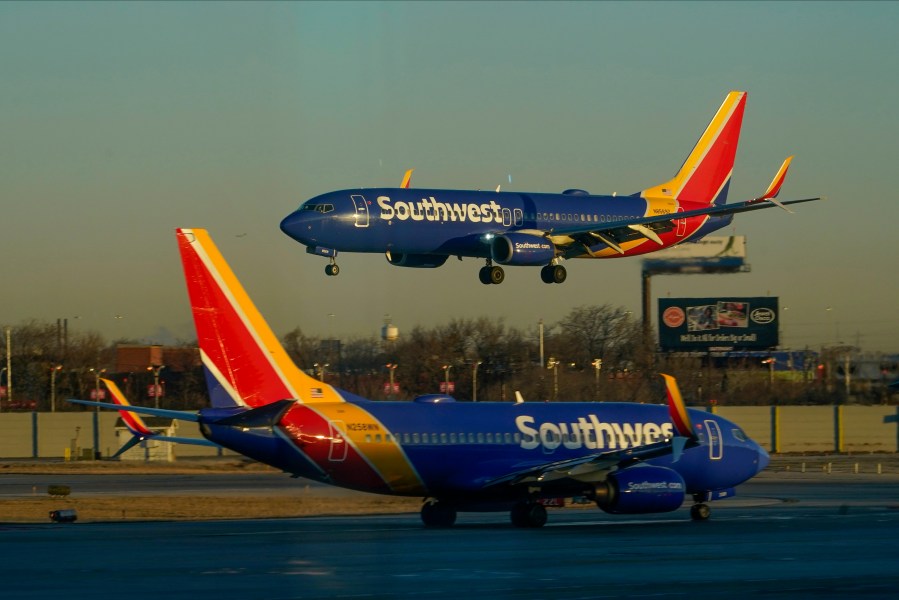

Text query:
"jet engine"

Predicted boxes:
[[386, 253, 449, 268], [593, 465, 686, 514], [490, 233, 555, 266]]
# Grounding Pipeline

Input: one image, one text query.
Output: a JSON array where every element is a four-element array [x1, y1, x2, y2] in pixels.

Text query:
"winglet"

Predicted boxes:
[[400, 169, 414, 189], [758, 156, 795, 213], [661, 373, 696, 440], [762, 156, 793, 199]]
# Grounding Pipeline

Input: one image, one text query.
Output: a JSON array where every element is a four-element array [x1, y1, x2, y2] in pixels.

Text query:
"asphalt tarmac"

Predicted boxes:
[[1, 472, 898, 599]]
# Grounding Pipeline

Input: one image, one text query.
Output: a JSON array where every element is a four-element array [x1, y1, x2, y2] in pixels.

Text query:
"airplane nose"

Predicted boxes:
[[280, 211, 307, 241], [757, 444, 770, 473]]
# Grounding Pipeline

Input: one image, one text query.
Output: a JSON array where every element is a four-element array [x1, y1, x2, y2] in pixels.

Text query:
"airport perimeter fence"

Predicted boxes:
[[0, 405, 897, 460]]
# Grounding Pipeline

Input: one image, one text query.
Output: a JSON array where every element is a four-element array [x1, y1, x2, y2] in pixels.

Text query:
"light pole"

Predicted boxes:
[[314, 363, 329, 382], [50, 365, 63, 412], [442, 364, 453, 394], [89, 368, 106, 405], [591, 358, 602, 401], [148, 364, 166, 409], [4, 325, 11, 410], [472, 360, 482, 402], [547, 357, 559, 401], [89, 367, 106, 461], [386, 363, 398, 400]]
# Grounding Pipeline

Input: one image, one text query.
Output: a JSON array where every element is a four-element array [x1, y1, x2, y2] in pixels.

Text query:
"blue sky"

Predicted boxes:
[[2, 1, 897, 352]]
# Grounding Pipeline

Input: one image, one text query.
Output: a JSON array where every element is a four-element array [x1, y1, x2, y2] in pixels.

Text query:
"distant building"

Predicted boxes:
[[114, 345, 200, 373]]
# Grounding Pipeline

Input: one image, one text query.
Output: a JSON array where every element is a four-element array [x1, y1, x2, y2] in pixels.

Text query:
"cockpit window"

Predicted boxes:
[[302, 203, 334, 213], [733, 428, 747, 442]]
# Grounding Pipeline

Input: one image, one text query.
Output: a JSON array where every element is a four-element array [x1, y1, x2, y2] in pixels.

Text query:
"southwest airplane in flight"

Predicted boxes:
[[281, 91, 819, 284], [72, 228, 769, 527]]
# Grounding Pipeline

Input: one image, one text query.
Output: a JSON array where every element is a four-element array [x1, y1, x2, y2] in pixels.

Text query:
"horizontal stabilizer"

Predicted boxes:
[[211, 399, 296, 427], [110, 434, 217, 459], [68, 399, 201, 422]]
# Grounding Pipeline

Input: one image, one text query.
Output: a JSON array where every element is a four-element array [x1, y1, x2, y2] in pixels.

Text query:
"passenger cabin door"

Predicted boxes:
[[351, 195, 369, 228], [704, 419, 723, 460], [328, 420, 348, 462]]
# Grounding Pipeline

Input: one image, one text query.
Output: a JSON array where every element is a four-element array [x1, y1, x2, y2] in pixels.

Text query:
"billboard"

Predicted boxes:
[[643, 236, 748, 274], [659, 297, 778, 351]]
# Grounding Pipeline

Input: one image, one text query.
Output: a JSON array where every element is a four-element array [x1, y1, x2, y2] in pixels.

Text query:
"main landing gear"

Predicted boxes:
[[479, 260, 505, 285], [477, 261, 568, 285], [421, 499, 457, 528], [540, 264, 567, 284], [324, 258, 339, 277], [510, 500, 547, 528]]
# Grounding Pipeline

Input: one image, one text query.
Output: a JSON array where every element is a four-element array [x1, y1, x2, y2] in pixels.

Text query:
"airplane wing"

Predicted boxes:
[[482, 374, 699, 489], [545, 157, 819, 256], [481, 436, 695, 489]]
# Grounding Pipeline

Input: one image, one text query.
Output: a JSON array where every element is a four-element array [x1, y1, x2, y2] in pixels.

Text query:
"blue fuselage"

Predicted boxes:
[[200, 397, 769, 502], [280, 188, 733, 259]]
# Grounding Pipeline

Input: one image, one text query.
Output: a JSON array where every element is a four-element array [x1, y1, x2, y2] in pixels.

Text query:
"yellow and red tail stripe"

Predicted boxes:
[[177, 228, 343, 407], [642, 91, 746, 205], [177, 229, 426, 494]]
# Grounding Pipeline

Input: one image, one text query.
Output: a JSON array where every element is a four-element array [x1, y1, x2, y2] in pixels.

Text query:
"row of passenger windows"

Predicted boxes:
[[536, 212, 628, 224], [365, 432, 524, 445], [362, 431, 620, 446], [507, 212, 629, 224]]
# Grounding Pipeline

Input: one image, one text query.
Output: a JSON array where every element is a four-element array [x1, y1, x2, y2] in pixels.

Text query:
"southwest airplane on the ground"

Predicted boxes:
[[102, 377, 217, 458], [72, 228, 769, 527], [281, 91, 819, 284]]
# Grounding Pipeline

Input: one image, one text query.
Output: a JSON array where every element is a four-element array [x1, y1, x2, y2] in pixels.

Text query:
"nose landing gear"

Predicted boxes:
[[325, 258, 340, 277]]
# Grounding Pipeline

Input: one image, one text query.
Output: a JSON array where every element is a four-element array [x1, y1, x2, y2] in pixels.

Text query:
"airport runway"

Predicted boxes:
[[1, 474, 898, 599]]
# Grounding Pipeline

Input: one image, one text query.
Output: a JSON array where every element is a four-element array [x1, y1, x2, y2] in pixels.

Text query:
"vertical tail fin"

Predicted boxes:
[[641, 91, 747, 206], [176, 228, 341, 408]]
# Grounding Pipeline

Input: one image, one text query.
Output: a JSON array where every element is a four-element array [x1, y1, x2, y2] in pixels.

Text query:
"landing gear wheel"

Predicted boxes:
[[479, 266, 492, 285], [690, 503, 711, 521], [540, 265, 566, 284], [510, 501, 547, 528], [540, 266, 553, 284], [421, 500, 457, 528], [325, 263, 340, 277], [488, 266, 505, 285]]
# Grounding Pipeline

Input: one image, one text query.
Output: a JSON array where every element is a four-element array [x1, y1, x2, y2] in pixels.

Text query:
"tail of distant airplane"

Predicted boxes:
[[176, 228, 343, 408], [641, 91, 747, 206], [104, 377, 217, 458], [105, 378, 154, 438]]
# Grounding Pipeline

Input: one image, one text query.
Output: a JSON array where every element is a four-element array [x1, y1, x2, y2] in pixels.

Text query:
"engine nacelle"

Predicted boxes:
[[594, 465, 686, 514], [490, 233, 555, 266], [386, 253, 449, 268]]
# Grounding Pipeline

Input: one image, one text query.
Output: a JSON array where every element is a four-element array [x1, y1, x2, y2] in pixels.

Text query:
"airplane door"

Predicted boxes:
[[351, 195, 369, 228], [328, 420, 348, 462], [513, 208, 523, 226], [675, 207, 686, 237], [704, 419, 723, 460]]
